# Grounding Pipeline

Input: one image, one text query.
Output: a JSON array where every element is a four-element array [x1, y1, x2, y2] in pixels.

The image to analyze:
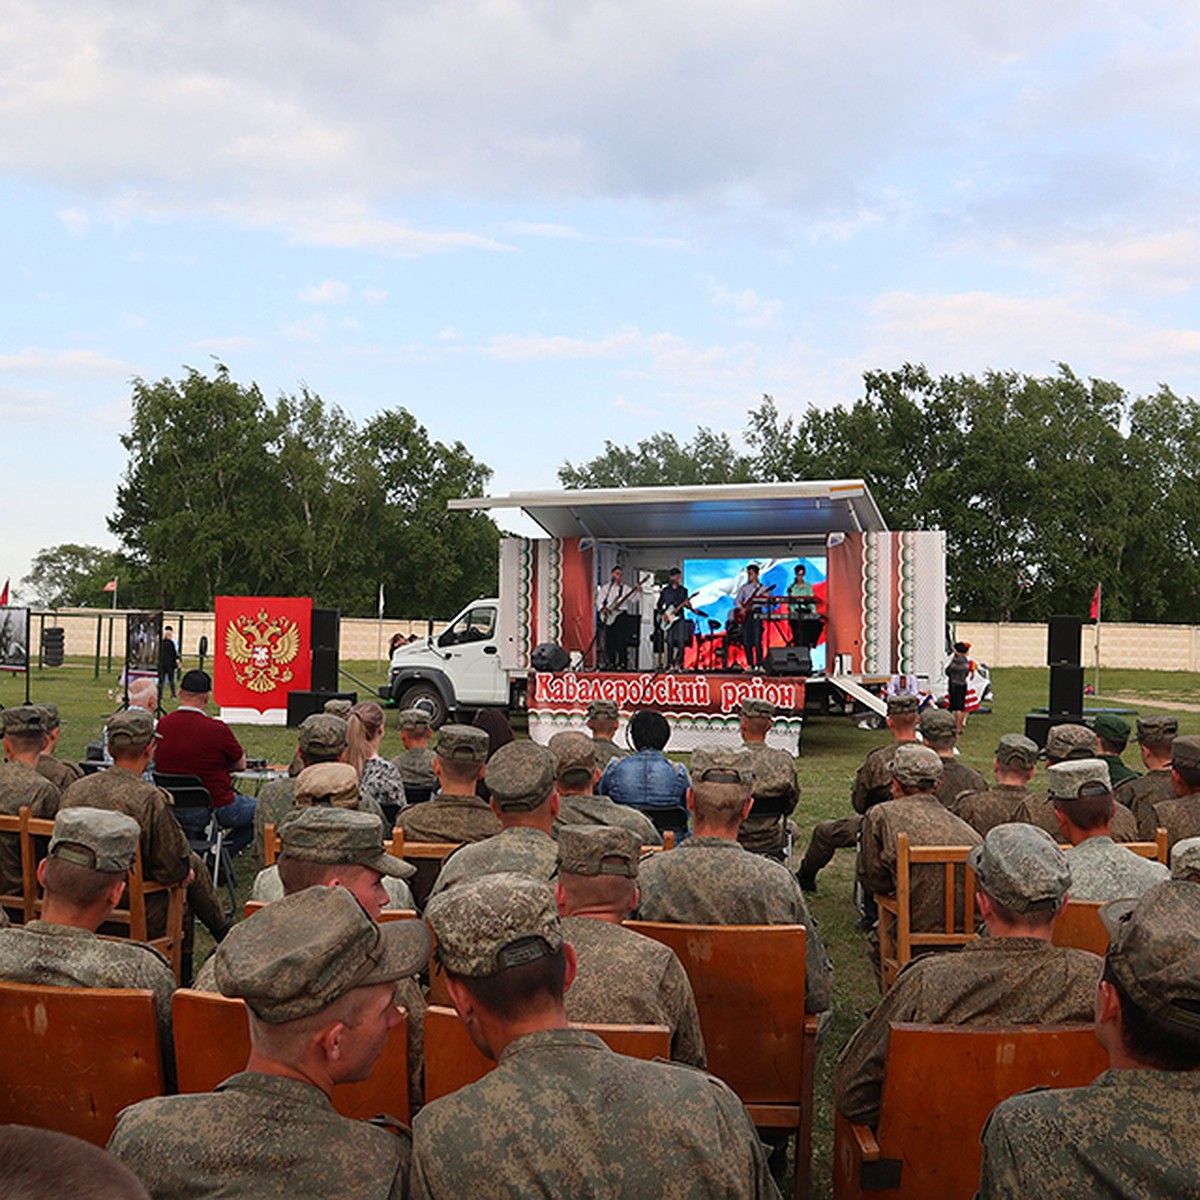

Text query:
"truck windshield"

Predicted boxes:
[[438, 607, 496, 647]]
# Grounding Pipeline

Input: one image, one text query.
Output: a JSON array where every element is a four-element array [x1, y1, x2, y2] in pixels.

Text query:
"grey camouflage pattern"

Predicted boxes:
[[253, 777, 387, 865], [935, 758, 988, 806], [833, 937, 1101, 1127], [0, 760, 61, 890], [738, 742, 799, 853], [1142, 793, 1200, 850], [429, 826, 559, 898], [394, 794, 501, 844], [410, 1028, 780, 1199], [1016, 791, 1138, 841], [1117, 766, 1174, 820], [852, 741, 910, 814], [1064, 835, 1169, 901], [590, 737, 628, 768], [392, 746, 438, 789], [968, 824, 1070, 913], [555, 793, 662, 846], [36, 754, 83, 790], [951, 784, 1030, 837], [249, 864, 416, 910]]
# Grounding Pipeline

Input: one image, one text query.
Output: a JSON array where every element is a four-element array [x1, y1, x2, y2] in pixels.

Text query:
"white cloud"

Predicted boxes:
[[299, 280, 349, 304], [193, 335, 255, 351], [486, 327, 643, 361], [709, 283, 783, 328], [0, 348, 129, 376]]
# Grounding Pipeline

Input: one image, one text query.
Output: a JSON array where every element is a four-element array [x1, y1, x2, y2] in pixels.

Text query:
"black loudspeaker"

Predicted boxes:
[[1048, 664, 1084, 715], [531, 642, 570, 672], [1047, 615, 1082, 666], [765, 646, 812, 676], [312, 648, 339, 692], [312, 608, 340, 652], [287, 690, 357, 727], [1024, 713, 1054, 748]]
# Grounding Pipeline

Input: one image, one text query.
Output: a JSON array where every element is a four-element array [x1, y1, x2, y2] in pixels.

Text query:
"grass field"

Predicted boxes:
[[5, 659, 1198, 1197]]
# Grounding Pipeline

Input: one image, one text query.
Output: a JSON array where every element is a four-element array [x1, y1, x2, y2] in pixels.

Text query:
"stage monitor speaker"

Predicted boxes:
[[312, 647, 339, 692], [1048, 664, 1084, 716], [531, 641, 569, 672], [287, 690, 357, 727], [312, 608, 340, 652], [765, 646, 812, 677], [1047, 614, 1082, 666]]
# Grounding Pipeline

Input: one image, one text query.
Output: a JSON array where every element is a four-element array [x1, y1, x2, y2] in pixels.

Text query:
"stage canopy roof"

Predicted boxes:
[[449, 480, 888, 545]]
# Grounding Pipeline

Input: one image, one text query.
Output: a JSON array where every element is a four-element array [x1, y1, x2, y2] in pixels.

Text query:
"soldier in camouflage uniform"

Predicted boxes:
[[952, 733, 1039, 837], [736, 697, 800, 858], [1051, 760, 1168, 901], [835, 823, 1102, 1128], [1093, 712, 1139, 788], [549, 731, 661, 846], [1015, 724, 1139, 842], [0, 808, 176, 1051], [555, 824, 704, 1066], [795, 693, 921, 893], [1139, 733, 1200, 851], [391, 708, 439, 792], [1115, 714, 1178, 826], [412, 873, 781, 1199], [0, 707, 62, 896], [429, 742, 559, 896], [634, 745, 831, 1015], [394, 725, 501, 844], [1171, 837, 1200, 881], [979, 881, 1200, 1199], [109, 886, 430, 1199], [860, 744, 981, 985], [585, 698, 628, 768], [918, 707, 986, 806], [34, 703, 84, 790]]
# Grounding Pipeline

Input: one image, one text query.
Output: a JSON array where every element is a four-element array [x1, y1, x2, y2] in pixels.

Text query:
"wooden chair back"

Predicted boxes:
[[1059, 829, 1168, 863], [389, 829, 461, 909], [1051, 899, 1109, 955], [833, 1023, 1108, 1200], [0, 808, 40, 923], [172, 988, 411, 1122], [0, 980, 164, 1146], [242, 898, 418, 922], [423, 1004, 670, 1102], [263, 823, 281, 865], [875, 835, 979, 992], [624, 920, 817, 1200]]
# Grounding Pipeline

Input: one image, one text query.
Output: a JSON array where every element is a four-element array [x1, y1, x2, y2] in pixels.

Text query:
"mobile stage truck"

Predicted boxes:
[[380, 481, 947, 752]]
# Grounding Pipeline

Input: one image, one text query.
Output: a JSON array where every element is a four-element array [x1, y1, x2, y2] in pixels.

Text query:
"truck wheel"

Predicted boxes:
[[399, 683, 449, 729]]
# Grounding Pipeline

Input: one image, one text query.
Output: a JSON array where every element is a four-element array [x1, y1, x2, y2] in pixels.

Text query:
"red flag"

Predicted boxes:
[[102, 578, 118, 593], [0, 578, 8, 606], [214, 596, 313, 713], [1089, 584, 1101, 622]]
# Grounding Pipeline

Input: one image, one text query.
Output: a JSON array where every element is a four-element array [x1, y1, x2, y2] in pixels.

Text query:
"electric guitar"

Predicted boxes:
[[732, 583, 775, 624], [658, 592, 707, 633], [599, 584, 640, 625]]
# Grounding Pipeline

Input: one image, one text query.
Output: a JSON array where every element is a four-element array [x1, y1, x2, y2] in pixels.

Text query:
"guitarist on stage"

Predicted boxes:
[[656, 567, 704, 670], [595, 565, 640, 669], [734, 563, 772, 671]]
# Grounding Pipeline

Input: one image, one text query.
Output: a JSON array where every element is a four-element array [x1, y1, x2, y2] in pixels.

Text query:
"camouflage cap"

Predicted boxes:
[[1135, 714, 1178, 745], [1169, 837, 1200, 882], [968, 823, 1070, 913], [995, 734, 1040, 769], [106, 708, 159, 750], [586, 699, 619, 722], [1044, 723, 1097, 762], [737, 698, 775, 720], [1091, 712, 1131, 746], [435, 724, 490, 764], [426, 873, 562, 978], [548, 730, 596, 784], [557, 825, 641, 878], [1101, 882, 1200, 1030], [1047, 759, 1112, 801], [484, 741, 556, 811], [214, 885, 431, 1023], [1171, 735, 1200, 771], [918, 708, 957, 741], [49, 806, 139, 874], [322, 698, 353, 719], [34, 703, 62, 730], [398, 707, 432, 732], [886, 694, 920, 716], [692, 744, 754, 786], [1, 706, 49, 737], [889, 743, 943, 789], [278, 807, 415, 879], [298, 713, 348, 757], [294, 762, 359, 809]]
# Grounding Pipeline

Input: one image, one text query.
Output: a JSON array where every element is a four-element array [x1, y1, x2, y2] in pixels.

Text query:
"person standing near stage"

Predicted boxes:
[[946, 641, 972, 735], [655, 568, 703, 671], [158, 625, 180, 701], [735, 563, 771, 671], [595, 565, 639, 671], [786, 563, 816, 647]]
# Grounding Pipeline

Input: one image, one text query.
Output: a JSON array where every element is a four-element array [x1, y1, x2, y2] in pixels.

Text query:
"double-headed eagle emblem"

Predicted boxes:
[[224, 609, 302, 693]]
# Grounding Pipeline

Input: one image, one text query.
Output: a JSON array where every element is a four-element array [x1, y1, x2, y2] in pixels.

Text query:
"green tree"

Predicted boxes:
[[21, 544, 125, 608], [560, 428, 754, 488]]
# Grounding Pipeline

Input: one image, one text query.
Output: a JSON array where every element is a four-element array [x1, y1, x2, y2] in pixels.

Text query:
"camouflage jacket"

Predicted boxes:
[[555, 793, 662, 846], [410, 1028, 780, 1199], [951, 784, 1029, 838], [0, 761, 61, 891], [1098, 752, 1139, 788], [1143, 792, 1200, 852], [561, 915, 705, 1066], [591, 737, 628, 769], [1017, 791, 1138, 842], [250, 864, 416, 911], [738, 741, 800, 853], [852, 741, 910, 815], [253, 778, 388, 865], [395, 794, 501, 844], [935, 758, 988, 807], [392, 747, 438, 790], [833, 937, 1102, 1128], [429, 827, 558, 897], [36, 754, 83, 790], [1115, 767, 1173, 819], [1063, 835, 1169, 902]]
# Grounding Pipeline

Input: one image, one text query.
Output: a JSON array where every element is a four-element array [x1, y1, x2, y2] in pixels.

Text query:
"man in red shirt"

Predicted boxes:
[[155, 669, 256, 854]]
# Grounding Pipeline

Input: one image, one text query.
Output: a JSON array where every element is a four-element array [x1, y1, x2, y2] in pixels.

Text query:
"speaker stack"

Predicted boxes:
[[311, 607, 340, 692], [1024, 614, 1084, 747]]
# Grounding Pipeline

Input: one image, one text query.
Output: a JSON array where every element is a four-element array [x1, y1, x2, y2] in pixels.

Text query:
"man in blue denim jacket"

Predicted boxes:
[[598, 711, 689, 837]]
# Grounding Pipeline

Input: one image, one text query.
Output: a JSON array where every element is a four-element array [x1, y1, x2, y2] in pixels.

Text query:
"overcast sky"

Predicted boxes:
[[3, 2, 1197, 591]]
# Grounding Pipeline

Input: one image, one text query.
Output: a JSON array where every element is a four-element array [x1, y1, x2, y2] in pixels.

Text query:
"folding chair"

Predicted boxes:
[[390, 829, 461, 910], [155, 772, 237, 910], [745, 790, 795, 868], [638, 806, 690, 839]]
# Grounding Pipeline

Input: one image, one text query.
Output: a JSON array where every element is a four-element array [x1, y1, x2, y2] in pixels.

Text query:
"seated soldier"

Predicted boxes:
[[979, 881, 1200, 1198], [834, 823, 1102, 1127], [585, 699, 628, 768], [555, 824, 704, 1066], [597, 710, 690, 833], [429, 742, 559, 896], [919, 707, 986, 806], [1116, 714, 1178, 826], [1139, 734, 1200, 851], [109, 886, 430, 1199], [0, 707, 62, 898], [548, 731, 660, 846], [736, 698, 800, 859], [0, 808, 176, 1052], [413, 873, 781, 1198], [1093, 712, 1139, 788], [952, 734, 1040, 837], [391, 707, 438, 793], [394, 725, 501, 844], [1, 1126, 151, 1200], [1052, 760, 1168, 901], [1171, 837, 1200, 881], [34, 702, 85, 790], [634, 745, 831, 1017]]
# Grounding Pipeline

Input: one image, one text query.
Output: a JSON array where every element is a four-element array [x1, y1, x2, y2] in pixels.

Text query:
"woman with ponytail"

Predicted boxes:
[[347, 701, 408, 824]]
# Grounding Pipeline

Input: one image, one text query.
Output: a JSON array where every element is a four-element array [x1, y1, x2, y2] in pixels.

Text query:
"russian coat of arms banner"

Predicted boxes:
[[214, 596, 313, 712]]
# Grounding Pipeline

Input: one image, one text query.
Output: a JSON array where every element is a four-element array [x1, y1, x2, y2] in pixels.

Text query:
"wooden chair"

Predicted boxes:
[[243, 898, 417, 922], [833, 1022, 1108, 1199], [263, 822, 282, 865], [624, 921, 817, 1200], [423, 1004, 671, 1102], [0, 980, 165, 1146], [172, 988, 411, 1122], [390, 829, 461, 909], [1060, 828, 1168, 864], [1051, 899, 1108, 955], [0, 808, 40, 923], [875, 835, 979, 993]]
